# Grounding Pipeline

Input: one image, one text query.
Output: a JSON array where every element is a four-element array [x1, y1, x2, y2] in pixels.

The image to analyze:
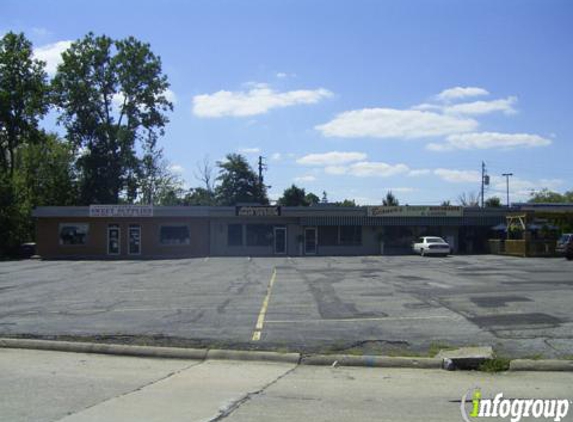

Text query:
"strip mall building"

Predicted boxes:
[[33, 205, 508, 258]]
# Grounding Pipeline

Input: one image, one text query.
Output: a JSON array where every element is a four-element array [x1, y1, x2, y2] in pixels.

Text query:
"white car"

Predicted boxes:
[[412, 236, 450, 256]]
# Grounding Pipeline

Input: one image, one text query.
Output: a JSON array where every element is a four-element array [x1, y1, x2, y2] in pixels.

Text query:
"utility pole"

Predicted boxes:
[[257, 156, 266, 186], [480, 161, 489, 208], [502, 173, 513, 207]]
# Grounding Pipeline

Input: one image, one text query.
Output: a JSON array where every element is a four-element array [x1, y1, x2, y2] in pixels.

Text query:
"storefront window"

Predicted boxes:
[[59, 223, 89, 245], [246, 224, 272, 247], [228, 224, 243, 246], [318, 226, 338, 246], [340, 226, 362, 246], [160, 225, 190, 245]]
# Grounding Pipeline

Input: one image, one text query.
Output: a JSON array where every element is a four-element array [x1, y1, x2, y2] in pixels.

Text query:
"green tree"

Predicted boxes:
[[383, 191, 399, 206], [335, 199, 357, 207], [457, 192, 479, 207], [1, 133, 77, 255], [0, 32, 49, 176], [485, 196, 502, 207], [16, 133, 78, 207], [278, 184, 308, 206], [181, 187, 216, 206], [137, 134, 182, 205], [52, 33, 173, 204], [528, 189, 572, 203], [215, 154, 268, 205], [305, 192, 320, 206]]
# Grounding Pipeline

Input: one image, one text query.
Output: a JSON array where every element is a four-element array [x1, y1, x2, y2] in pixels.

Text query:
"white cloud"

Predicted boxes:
[[427, 132, 551, 151], [33, 40, 72, 76], [324, 162, 410, 177], [164, 88, 177, 105], [490, 176, 563, 200], [383, 187, 416, 193], [294, 175, 317, 182], [348, 162, 410, 177], [111, 92, 126, 111], [276, 72, 296, 79], [407, 169, 431, 177], [436, 86, 490, 102], [271, 153, 282, 161], [434, 168, 481, 183], [31, 27, 52, 38], [443, 97, 517, 116], [238, 147, 261, 154], [316, 108, 478, 139], [324, 166, 349, 175], [297, 151, 367, 166], [192, 83, 333, 118], [168, 164, 185, 174]]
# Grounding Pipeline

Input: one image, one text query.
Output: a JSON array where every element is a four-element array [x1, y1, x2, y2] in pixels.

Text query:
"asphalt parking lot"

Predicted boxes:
[[1, 255, 572, 358]]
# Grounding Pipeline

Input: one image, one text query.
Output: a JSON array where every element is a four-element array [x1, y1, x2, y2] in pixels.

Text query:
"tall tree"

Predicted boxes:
[[278, 184, 308, 206], [181, 187, 216, 206], [215, 154, 268, 205], [52, 33, 173, 204], [529, 189, 573, 203], [194, 155, 215, 193], [335, 199, 357, 207], [137, 134, 182, 205], [305, 192, 320, 206], [0, 32, 49, 176], [16, 133, 78, 207], [383, 191, 399, 206], [457, 192, 480, 207], [485, 196, 502, 207]]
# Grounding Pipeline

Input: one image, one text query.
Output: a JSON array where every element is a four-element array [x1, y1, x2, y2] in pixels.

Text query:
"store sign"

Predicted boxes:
[[236, 206, 281, 217], [89, 205, 154, 218], [367, 206, 463, 217]]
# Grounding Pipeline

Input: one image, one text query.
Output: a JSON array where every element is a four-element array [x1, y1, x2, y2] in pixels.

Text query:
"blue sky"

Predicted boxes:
[[3, 0, 572, 205]]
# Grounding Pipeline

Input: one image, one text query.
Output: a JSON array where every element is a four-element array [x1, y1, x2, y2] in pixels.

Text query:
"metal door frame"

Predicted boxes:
[[304, 227, 318, 255], [273, 226, 287, 255], [107, 224, 121, 255], [128, 224, 142, 256]]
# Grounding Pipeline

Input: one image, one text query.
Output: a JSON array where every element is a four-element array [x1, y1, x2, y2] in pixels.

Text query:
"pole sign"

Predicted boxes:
[[236, 206, 281, 217], [367, 206, 463, 217], [89, 205, 154, 218]]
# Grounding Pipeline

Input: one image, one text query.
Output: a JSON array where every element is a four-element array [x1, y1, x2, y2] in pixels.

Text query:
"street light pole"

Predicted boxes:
[[502, 173, 513, 207]]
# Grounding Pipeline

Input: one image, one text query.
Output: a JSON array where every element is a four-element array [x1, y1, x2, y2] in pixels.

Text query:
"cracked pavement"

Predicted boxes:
[[1, 348, 572, 422], [1, 255, 572, 357]]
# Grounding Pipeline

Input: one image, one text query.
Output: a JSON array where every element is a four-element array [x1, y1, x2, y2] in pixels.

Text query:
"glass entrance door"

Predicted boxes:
[[128, 224, 141, 255], [107, 224, 120, 255], [274, 227, 287, 255], [304, 227, 317, 255]]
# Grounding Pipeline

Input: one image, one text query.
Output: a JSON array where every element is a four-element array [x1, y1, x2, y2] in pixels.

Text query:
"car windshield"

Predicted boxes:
[[558, 234, 571, 243], [426, 237, 446, 243]]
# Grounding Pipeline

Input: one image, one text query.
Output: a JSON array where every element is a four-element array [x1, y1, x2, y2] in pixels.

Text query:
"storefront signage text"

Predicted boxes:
[[367, 206, 463, 217], [236, 206, 281, 217], [89, 205, 154, 218]]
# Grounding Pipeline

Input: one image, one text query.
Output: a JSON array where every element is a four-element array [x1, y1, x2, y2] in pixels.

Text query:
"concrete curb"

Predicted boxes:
[[0, 338, 207, 360], [510, 359, 573, 372], [3, 338, 572, 371], [301, 354, 443, 369], [207, 349, 301, 364]]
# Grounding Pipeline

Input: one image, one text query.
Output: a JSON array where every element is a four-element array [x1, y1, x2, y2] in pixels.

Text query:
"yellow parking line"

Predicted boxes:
[[251, 267, 277, 341]]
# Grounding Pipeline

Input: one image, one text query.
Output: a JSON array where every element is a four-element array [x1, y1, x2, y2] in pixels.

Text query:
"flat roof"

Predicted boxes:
[[32, 205, 513, 218]]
